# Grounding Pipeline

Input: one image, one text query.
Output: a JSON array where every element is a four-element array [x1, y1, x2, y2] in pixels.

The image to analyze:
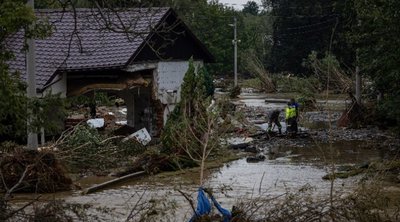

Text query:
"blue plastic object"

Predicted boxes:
[[189, 187, 231, 222], [211, 196, 232, 222], [196, 187, 212, 216]]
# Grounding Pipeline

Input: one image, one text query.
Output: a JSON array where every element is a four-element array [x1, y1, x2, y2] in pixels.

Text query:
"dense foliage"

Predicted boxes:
[[263, 0, 355, 75], [351, 0, 400, 129], [260, 0, 399, 129], [242, 1, 259, 15]]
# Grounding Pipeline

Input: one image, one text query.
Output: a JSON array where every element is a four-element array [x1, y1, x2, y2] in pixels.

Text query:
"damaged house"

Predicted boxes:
[[7, 7, 214, 137]]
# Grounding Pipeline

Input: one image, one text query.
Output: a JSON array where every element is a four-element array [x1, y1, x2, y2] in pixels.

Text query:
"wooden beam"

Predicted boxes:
[[67, 77, 149, 96], [81, 171, 146, 195]]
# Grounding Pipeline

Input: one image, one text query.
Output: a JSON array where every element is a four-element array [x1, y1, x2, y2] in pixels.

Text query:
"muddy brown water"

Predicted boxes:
[[11, 140, 380, 221], [11, 95, 382, 221], [57, 139, 380, 221]]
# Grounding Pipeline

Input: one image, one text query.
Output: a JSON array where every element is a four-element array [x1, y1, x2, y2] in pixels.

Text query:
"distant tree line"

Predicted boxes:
[[260, 0, 399, 129]]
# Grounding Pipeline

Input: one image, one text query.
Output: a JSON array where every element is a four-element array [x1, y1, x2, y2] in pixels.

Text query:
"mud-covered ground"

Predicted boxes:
[[233, 95, 399, 151]]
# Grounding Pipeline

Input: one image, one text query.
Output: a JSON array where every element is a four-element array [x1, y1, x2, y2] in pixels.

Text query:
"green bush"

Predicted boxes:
[[376, 95, 400, 132]]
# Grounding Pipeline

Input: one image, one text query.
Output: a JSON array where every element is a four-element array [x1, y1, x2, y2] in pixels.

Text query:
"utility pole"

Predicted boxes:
[[233, 17, 238, 87], [26, 0, 38, 150]]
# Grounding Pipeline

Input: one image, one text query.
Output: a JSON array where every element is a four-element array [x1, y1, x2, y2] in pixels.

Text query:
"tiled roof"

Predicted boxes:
[[7, 8, 170, 89]]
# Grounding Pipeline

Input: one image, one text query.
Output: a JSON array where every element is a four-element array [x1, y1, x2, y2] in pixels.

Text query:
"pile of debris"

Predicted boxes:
[[65, 106, 127, 130], [0, 149, 72, 193]]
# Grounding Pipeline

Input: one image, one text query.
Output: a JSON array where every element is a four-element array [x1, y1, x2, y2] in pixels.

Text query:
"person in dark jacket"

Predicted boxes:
[[267, 109, 282, 134]]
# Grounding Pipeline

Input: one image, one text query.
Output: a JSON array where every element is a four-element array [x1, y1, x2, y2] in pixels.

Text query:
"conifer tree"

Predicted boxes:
[[162, 59, 215, 158]]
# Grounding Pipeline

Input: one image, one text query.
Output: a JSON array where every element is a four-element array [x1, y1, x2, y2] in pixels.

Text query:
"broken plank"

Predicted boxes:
[[81, 171, 146, 195]]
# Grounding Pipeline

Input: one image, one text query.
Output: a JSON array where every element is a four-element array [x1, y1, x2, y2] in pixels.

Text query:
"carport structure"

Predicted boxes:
[[7, 7, 213, 136]]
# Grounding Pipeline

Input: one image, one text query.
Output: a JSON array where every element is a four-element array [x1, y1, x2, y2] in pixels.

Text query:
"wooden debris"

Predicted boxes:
[[81, 171, 146, 195]]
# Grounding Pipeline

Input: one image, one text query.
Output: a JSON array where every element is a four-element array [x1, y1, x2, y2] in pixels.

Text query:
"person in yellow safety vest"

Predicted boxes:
[[285, 98, 299, 134]]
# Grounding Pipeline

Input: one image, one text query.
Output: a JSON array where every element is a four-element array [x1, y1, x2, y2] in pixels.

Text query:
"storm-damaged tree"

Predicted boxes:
[[243, 52, 276, 93], [162, 59, 225, 185]]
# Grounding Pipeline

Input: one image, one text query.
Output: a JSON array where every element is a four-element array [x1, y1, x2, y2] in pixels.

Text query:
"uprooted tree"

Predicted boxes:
[[243, 51, 276, 93], [304, 51, 352, 93], [300, 51, 366, 126]]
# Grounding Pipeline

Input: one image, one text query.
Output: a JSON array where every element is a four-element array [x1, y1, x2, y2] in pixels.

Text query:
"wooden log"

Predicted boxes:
[[264, 99, 288, 104], [81, 171, 146, 195]]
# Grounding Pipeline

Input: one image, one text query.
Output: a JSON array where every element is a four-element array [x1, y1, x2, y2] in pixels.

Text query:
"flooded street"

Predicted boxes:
[[64, 140, 380, 221], [58, 94, 382, 221]]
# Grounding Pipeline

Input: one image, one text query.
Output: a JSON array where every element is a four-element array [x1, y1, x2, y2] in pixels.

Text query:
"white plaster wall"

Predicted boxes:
[[41, 73, 67, 98], [154, 60, 203, 105], [154, 60, 204, 125]]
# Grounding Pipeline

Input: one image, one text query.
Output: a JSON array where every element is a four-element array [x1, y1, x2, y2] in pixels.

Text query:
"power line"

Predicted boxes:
[[285, 17, 339, 30], [181, 15, 340, 34], [276, 25, 336, 37]]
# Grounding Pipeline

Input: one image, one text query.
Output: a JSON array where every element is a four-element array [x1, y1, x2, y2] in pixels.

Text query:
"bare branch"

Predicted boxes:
[[4, 165, 31, 200], [5, 195, 41, 219], [177, 189, 196, 215], [125, 190, 147, 222]]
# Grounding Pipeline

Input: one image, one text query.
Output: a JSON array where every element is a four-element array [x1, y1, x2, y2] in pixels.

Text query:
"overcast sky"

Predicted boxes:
[[217, 0, 263, 10]]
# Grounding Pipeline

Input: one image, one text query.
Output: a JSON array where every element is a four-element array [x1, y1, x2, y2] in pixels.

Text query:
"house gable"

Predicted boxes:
[[128, 10, 214, 64]]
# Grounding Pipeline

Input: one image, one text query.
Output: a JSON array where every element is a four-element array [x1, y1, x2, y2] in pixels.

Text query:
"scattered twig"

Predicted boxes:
[[177, 189, 197, 215], [258, 172, 265, 195]]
